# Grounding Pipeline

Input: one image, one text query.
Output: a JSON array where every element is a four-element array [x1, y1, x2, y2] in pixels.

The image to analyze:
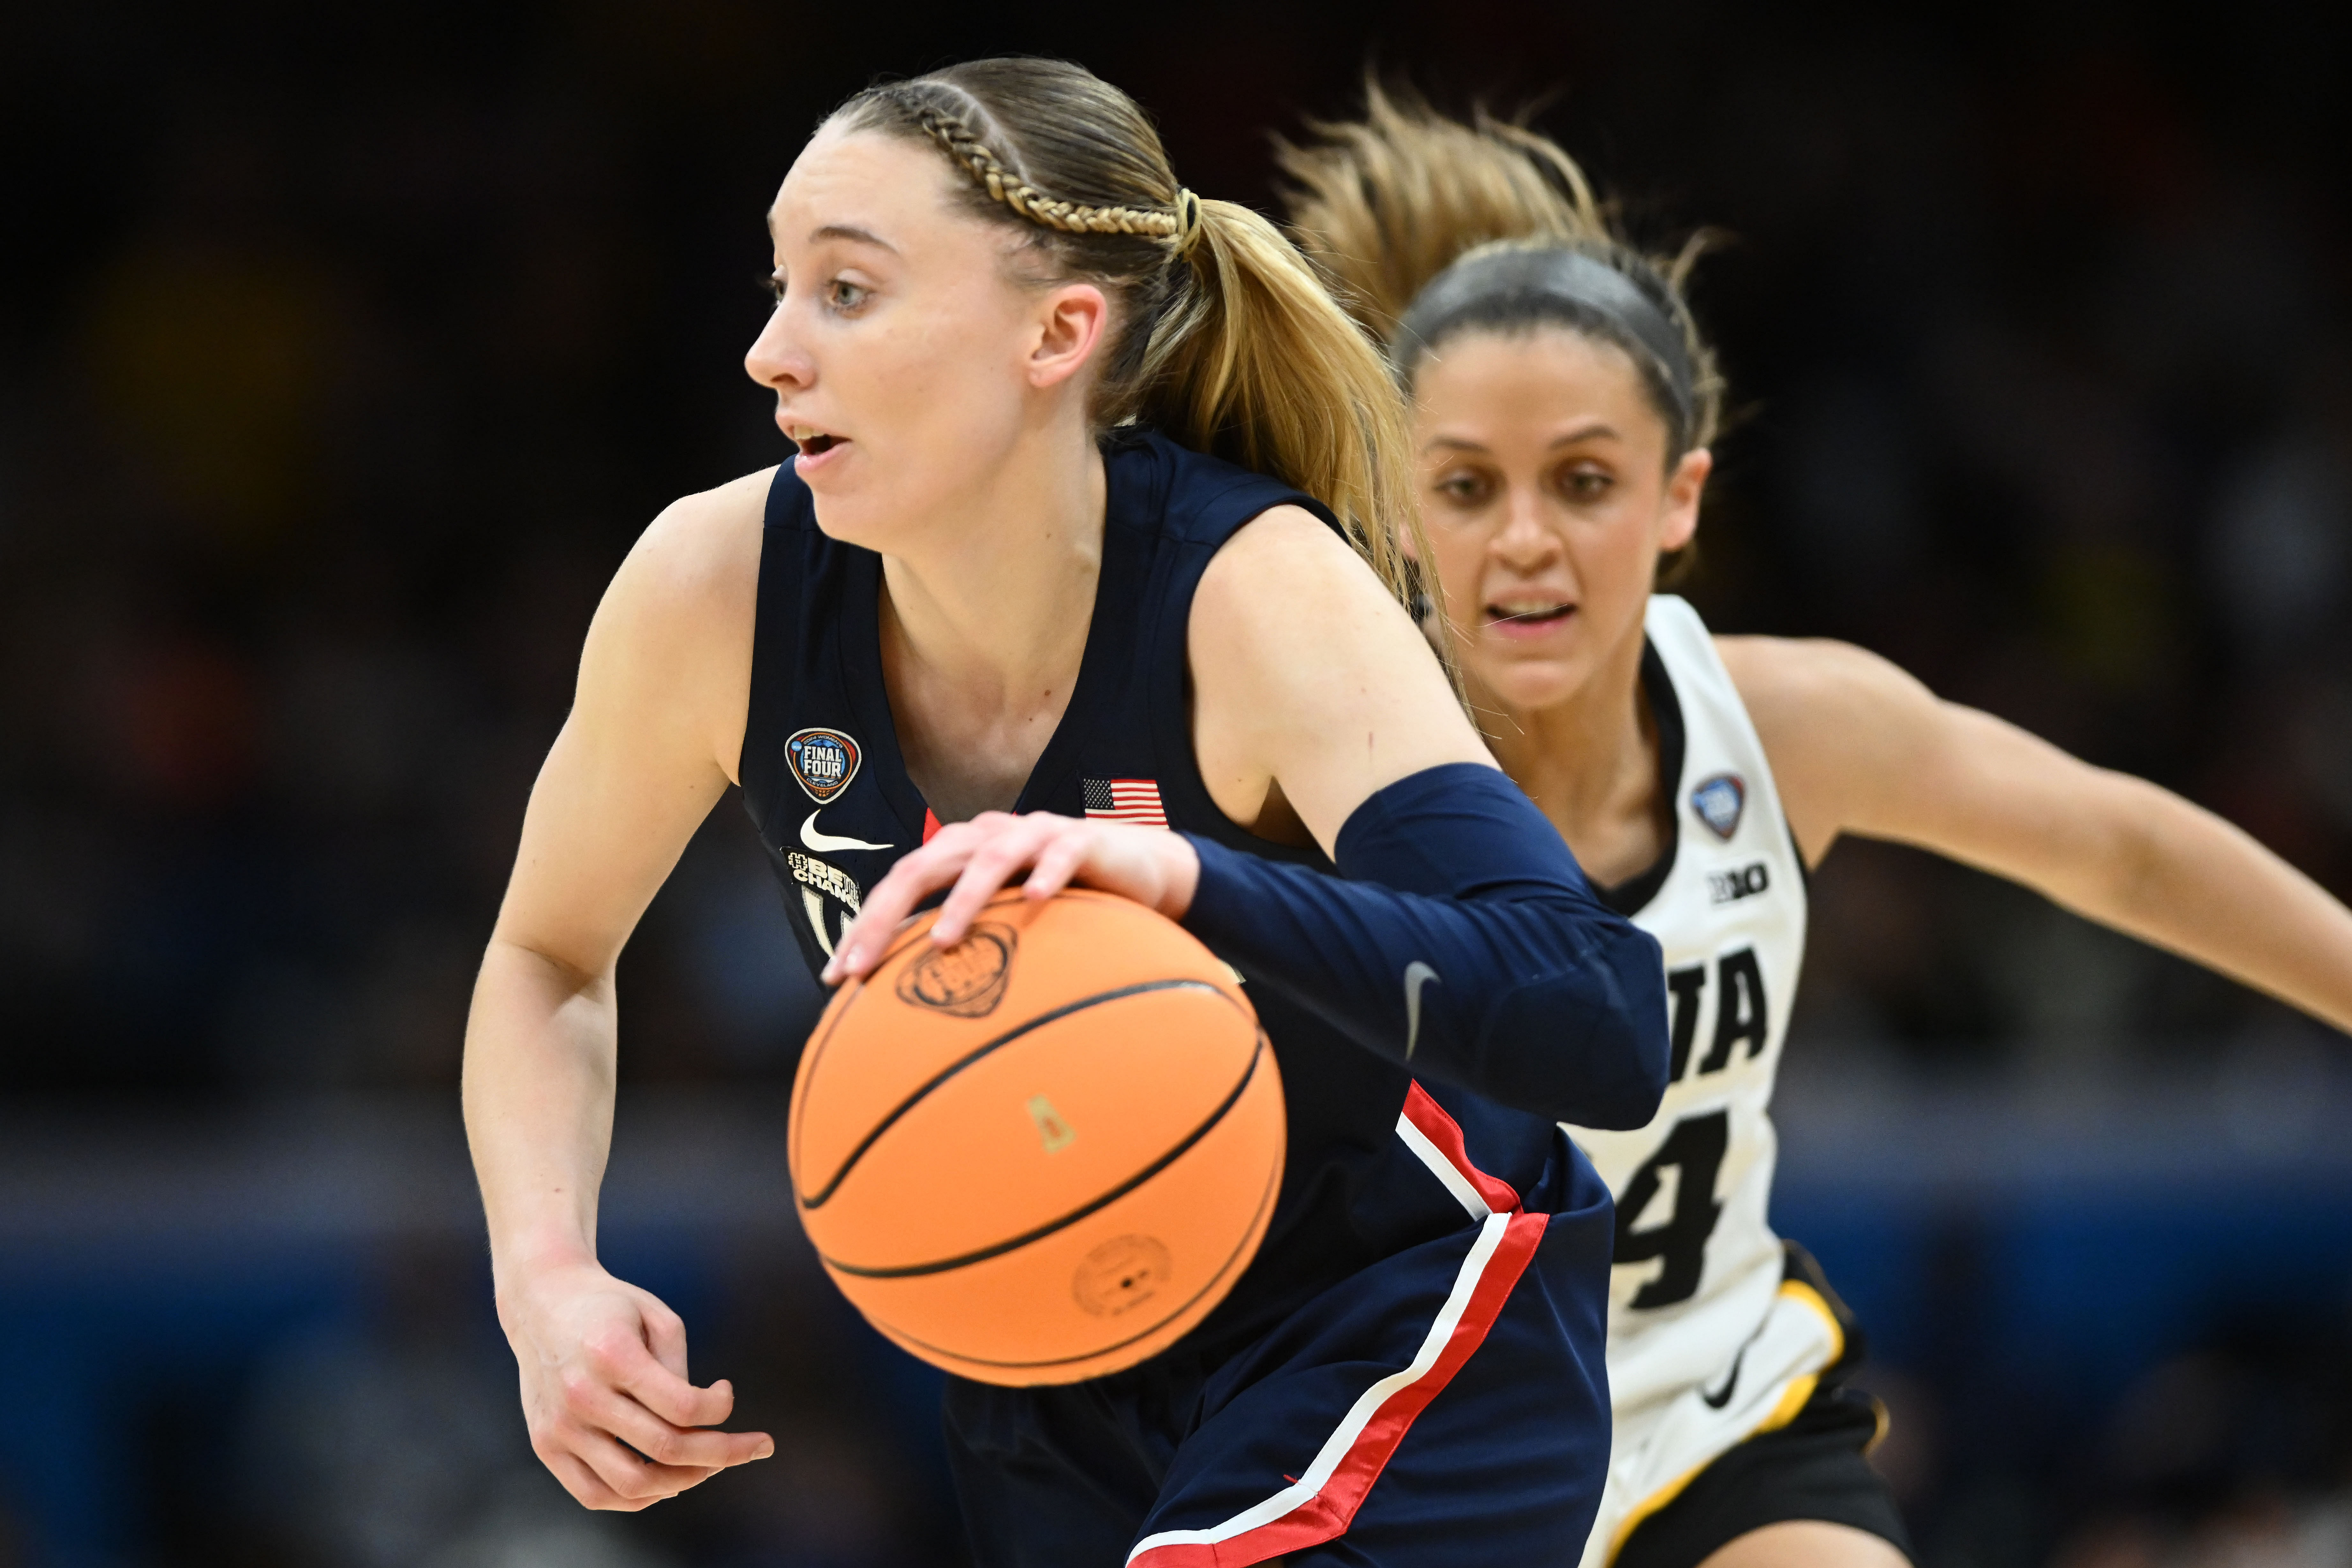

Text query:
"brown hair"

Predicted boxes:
[[1277, 82, 1724, 462], [831, 59, 1429, 616]]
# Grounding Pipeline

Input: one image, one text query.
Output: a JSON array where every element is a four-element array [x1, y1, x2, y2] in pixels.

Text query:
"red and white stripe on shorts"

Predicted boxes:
[[1126, 1083, 1548, 1567]]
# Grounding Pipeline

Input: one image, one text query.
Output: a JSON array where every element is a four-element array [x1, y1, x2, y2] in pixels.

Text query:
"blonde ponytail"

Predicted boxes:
[[1279, 81, 1724, 460], [1279, 81, 1611, 339], [1138, 198, 1421, 606], [833, 60, 1428, 614]]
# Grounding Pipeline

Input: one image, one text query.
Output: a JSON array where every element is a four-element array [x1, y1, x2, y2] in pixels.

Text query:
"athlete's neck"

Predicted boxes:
[[876, 423, 1108, 822], [1473, 624, 1668, 888]]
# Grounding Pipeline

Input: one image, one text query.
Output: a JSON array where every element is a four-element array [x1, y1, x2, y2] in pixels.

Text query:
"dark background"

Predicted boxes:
[[3, 2, 2351, 1564]]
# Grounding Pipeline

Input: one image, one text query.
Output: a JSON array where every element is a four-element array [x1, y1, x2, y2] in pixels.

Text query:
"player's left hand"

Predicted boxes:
[[820, 811, 1199, 985]]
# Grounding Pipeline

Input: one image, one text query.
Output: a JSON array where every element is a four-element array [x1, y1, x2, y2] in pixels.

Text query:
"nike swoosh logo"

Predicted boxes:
[[1700, 1346, 1746, 1409], [800, 809, 893, 854], [1403, 962, 1439, 1060]]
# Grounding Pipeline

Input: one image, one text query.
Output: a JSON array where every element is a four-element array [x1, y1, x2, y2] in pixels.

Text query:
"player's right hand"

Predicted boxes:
[[498, 1255, 775, 1510], [822, 809, 1198, 985]]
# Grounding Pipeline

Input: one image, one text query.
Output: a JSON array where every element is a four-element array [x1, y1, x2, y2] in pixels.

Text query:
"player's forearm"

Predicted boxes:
[[463, 939, 624, 1290], [2064, 781, 2352, 1034], [1181, 763, 1671, 1127]]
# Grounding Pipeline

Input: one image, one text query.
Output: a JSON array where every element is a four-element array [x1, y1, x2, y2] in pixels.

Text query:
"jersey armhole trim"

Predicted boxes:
[[1141, 478, 1341, 873], [1784, 813, 1815, 894], [738, 485, 797, 838], [1593, 637, 1684, 916]]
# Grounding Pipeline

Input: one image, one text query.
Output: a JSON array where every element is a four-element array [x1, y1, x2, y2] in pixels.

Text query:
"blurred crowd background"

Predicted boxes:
[[3, 2, 2350, 1564]]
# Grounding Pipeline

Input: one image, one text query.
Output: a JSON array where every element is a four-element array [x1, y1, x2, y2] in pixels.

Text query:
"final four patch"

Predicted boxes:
[[1690, 772, 1747, 840], [785, 727, 862, 804]]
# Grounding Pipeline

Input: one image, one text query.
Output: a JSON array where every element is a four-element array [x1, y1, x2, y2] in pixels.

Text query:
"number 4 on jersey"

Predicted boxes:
[[1612, 1110, 1729, 1308], [1614, 949, 1769, 1306]]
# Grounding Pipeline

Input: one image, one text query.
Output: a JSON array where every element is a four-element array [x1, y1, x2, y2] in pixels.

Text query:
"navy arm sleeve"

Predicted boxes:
[[1177, 762, 1669, 1128]]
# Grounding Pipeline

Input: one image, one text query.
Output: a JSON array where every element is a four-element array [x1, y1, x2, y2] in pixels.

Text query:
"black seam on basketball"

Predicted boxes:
[[873, 1158, 1279, 1371], [790, 976, 867, 1171], [796, 978, 1243, 1209], [798, 892, 1096, 1181], [820, 1034, 1268, 1278], [859, 1100, 1285, 1368], [798, 895, 1020, 1165]]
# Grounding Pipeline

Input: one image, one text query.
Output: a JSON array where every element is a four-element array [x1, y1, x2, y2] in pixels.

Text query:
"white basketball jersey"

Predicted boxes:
[[1567, 597, 1837, 1567]]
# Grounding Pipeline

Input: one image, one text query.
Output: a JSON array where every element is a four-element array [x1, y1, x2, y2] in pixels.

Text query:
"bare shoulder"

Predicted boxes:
[[1192, 503, 1404, 662], [1188, 502, 1483, 845], [1191, 502, 1436, 703], [1714, 634, 1934, 750], [1714, 635, 1940, 862], [1197, 502, 1376, 604], [609, 466, 775, 622], [578, 467, 776, 778]]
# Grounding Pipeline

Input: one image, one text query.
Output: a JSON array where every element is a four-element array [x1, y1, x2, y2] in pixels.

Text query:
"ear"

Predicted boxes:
[[1658, 447, 1712, 553], [1027, 282, 1111, 390]]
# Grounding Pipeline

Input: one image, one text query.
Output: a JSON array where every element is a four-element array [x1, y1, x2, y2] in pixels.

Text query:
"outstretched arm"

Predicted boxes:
[[463, 470, 776, 1510], [1722, 635, 2352, 1035]]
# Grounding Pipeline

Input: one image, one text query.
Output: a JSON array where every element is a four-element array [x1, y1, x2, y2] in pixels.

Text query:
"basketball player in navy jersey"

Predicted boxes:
[[1283, 90, 2352, 1568], [464, 60, 1673, 1566]]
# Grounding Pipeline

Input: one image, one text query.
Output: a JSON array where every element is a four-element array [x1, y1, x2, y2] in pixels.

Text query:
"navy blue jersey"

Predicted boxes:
[[739, 429, 1581, 1354]]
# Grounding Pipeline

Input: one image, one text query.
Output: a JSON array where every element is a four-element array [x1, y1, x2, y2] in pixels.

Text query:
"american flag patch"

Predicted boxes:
[[1083, 777, 1168, 827]]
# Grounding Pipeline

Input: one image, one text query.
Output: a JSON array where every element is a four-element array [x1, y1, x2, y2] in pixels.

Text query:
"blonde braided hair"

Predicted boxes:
[[908, 102, 1199, 249], [828, 60, 1434, 667]]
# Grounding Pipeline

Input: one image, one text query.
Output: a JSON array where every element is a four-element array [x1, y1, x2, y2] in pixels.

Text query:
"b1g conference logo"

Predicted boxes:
[[786, 727, 862, 804], [1690, 772, 1746, 841]]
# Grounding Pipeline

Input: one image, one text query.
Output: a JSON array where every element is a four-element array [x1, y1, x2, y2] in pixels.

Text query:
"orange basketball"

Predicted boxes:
[[788, 887, 1285, 1386]]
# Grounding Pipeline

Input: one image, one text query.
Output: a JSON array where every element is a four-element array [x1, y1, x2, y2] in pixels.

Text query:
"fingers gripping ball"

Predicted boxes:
[[789, 889, 1285, 1385]]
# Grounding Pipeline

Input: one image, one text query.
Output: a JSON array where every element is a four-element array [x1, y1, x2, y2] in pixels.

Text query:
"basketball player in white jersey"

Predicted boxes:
[[1283, 89, 2352, 1568]]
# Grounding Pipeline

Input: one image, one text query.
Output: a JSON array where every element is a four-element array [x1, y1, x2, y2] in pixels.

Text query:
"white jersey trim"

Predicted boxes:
[[1127, 1085, 1540, 1567], [1125, 1211, 1512, 1564], [1396, 1111, 1493, 1220]]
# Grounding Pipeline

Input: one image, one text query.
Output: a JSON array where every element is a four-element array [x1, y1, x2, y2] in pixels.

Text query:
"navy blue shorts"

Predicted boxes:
[[945, 1087, 1615, 1566]]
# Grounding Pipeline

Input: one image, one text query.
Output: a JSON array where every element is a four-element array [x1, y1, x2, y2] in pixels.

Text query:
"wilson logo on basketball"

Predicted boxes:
[[893, 924, 1017, 1018], [1072, 1234, 1172, 1318]]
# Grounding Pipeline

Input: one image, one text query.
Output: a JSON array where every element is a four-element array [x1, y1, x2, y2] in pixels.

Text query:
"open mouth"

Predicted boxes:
[[787, 425, 846, 457], [1485, 600, 1575, 629]]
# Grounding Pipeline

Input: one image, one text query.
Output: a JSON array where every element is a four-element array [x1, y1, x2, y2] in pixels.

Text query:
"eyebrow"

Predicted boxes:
[[809, 222, 896, 251], [1422, 422, 1623, 457]]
